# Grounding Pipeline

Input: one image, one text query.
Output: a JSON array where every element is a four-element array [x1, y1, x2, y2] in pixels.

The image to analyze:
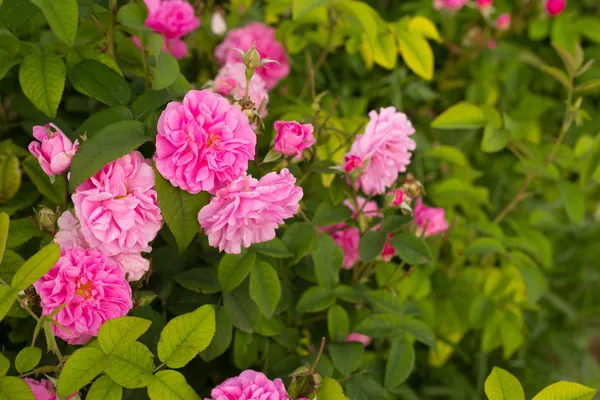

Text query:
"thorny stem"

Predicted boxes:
[[493, 174, 534, 224], [18, 365, 57, 378], [15, 296, 39, 322]]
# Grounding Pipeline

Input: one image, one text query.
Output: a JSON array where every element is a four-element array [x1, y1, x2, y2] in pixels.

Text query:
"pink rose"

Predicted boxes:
[[433, 0, 468, 11], [22, 378, 76, 400], [214, 62, 269, 118], [215, 22, 290, 90], [198, 168, 303, 254], [144, 0, 199, 39], [345, 107, 416, 195], [346, 332, 372, 347], [205, 370, 289, 400], [72, 151, 163, 256], [33, 248, 133, 344], [155, 89, 256, 194], [495, 13, 511, 31], [344, 155, 363, 173], [112, 253, 150, 282], [273, 121, 316, 160], [487, 40, 497, 50], [388, 189, 412, 208], [131, 36, 188, 59], [545, 0, 566, 17], [414, 198, 448, 237], [476, 0, 493, 9], [28, 123, 78, 177]]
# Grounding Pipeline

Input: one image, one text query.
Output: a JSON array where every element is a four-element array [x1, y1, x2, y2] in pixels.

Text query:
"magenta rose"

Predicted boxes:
[[214, 62, 269, 118], [131, 36, 188, 59], [414, 198, 448, 237], [205, 370, 289, 400], [28, 123, 78, 177], [495, 13, 511, 31], [33, 248, 133, 344], [215, 22, 290, 90], [273, 121, 316, 160], [476, 0, 492, 9], [198, 168, 303, 254], [144, 0, 199, 39], [545, 0, 566, 17]]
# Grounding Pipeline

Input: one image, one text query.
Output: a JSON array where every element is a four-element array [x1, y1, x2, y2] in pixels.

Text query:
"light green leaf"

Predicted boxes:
[[282, 222, 315, 265], [223, 281, 261, 333], [336, 0, 378, 46], [116, 3, 146, 31], [327, 305, 350, 342], [0, 155, 20, 204], [69, 120, 149, 191], [364, 290, 405, 314], [99, 316, 152, 354], [519, 265, 547, 306], [15, 347, 42, 374], [423, 146, 468, 166], [431, 102, 486, 129], [252, 238, 293, 258], [0, 212, 8, 264], [485, 367, 525, 400], [398, 32, 433, 80], [0, 353, 8, 377], [70, 60, 131, 106], [148, 370, 201, 400], [0, 376, 35, 400], [373, 31, 397, 69], [86, 375, 122, 400], [0, 285, 16, 321], [292, 0, 327, 19], [11, 243, 60, 292], [558, 181, 584, 224], [76, 106, 133, 139], [153, 52, 180, 90], [296, 286, 336, 313], [532, 381, 596, 400], [30, 0, 77, 46], [481, 124, 510, 153], [218, 250, 256, 293], [359, 230, 387, 263], [329, 342, 364, 376], [464, 238, 506, 256], [313, 233, 343, 289], [316, 377, 345, 400], [408, 16, 441, 42], [391, 233, 432, 265], [157, 304, 216, 368], [578, 17, 600, 44], [384, 337, 415, 389], [19, 54, 65, 118], [105, 341, 154, 389], [57, 347, 111, 397], [249, 261, 281, 318], [574, 79, 600, 94], [200, 307, 233, 362], [155, 171, 210, 253], [22, 156, 64, 205]]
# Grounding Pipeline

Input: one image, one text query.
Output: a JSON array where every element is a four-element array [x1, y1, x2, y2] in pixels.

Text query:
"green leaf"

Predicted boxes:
[[18, 54, 65, 118], [0, 285, 16, 321], [423, 146, 468, 166], [359, 230, 387, 262], [432, 102, 487, 129], [116, 3, 146, 31], [22, 156, 64, 205], [223, 281, 261, 333], [0, 212, 8, 264], [558, 181, 584, 224], [11, 243, 60, 292], [218, 250, 256, 293], [408, 16, 441, 42], [0, 376, 35, 400], [574, 79, 600, 94], [86, 375, 122, 400], [153, 52, 180, 90], [249, 261, 281, 318], [356, 313, 402, 337], [70, 60, 131, 106], [282, 222, 315, 265], [329, 342, 364, 376], [155, 171, 210, 253], [481, 124, 510, 153], [364, 290, 405, 314], [313, 200, 352, 226], [485, 367, 525, 400], [540, 65, 572, 91], [15, 347, 41, 374], [296, 286, 335, 313], [327, 305, 350, 342], [0, 155, 20, 204], [519, 265, 547, 307], [346, 375, 387, 400], [578, 17, 600, 44], [384, 337, 415, 390], [131, 90, 171, 120], [532, 381, 596, 400], [0, 353, 8, 378], [6, 218, 43, 249], [292, 0, 327, 19], [316, 377, 346, 400], [57, 347, 111, 397], [200, 307, 233, 362], [373, 31, 397, 69], [313, 234, 343, 289], [30, 0, 77, 46], [99, 316, 152, 354], [69, 120, 149, 191], [76, 106, 133, 139], [252, 238, 293, 258], [400, 317, 436, 347], [391, 233, 432, 265], [463, 238, 507, 256], [173, 268, 220, 294], [148, 370, 201, 400], [157, 304, 216, 368], [397, 32, 433, 80], [233, 330, 258, 370], [106, 341, 154, 389]]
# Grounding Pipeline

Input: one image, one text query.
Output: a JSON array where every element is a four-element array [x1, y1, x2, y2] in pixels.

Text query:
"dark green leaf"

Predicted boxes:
[[131, 90, 171, 120], [313, 200, 352, 226], [296, 286, 335, 313], [200, 307, 233, 362], [30, 0, 78, 46], [249, 261, 281, 318], [218, 250, 256, 293], [22, 156, 64, 205], [70, 60, 131, 106], [282, 222, 315, 265], [174, 268, 220, 293], [463, 237, 507, 256], [329, 342, 364, 376], [252, 238, 293, 258], [327, 305, 350, 342], [233, 330, 258, 370], [223, 281, 261, 333], [76, 106, 133, 139], [384, 338, 415, 390], [558, 181, 584, 224], [391, 233, 432, 264], [153, 52, 180, 90], [19, 54, 65, 118], [359, 230, 386, 262]]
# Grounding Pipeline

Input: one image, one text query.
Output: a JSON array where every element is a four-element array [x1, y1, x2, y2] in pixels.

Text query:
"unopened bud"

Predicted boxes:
[[401, 173, 424, 199], [37, 206, 57, 232], [246, 46, 261, 69]]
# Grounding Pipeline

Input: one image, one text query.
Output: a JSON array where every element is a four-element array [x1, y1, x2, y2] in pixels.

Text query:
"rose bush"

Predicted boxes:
[[0, 0, 600, 399]]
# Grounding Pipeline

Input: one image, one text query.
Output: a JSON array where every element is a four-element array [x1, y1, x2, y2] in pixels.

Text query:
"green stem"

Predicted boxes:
[[107, 0, 117, 56], [153, 362, 166, 373], [18, 365, 57, 378]]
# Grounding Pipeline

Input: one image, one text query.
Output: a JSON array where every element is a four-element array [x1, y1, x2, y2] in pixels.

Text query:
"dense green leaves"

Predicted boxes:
[[30, 0, 78, 46], [223, 281, 261, 333], [313, 234, 343, 289], [297, 286, 336, 313], [391, 233, 432, 264], [148, 370, 201, 400], [219, 250, 256, 293], [329, 342, 364, 376], [57, 347, 111, 397], [22, 156, 64, 205], [19, 54, 65, 118], [464, 238, 506, 256], [384, 338, 415, 389], [282, 222, 315, 265], [11, 243, 60, 292], [249, 261, 281, 318]]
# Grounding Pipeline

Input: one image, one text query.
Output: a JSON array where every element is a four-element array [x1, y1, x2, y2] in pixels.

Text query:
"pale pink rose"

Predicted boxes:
[[155, 89, 256, 194], [54, 210, 88, 250], [205, 370, 289, 400], [273, 121, 315, 159], [33, 248, 133, 345], [344, 155, 363, 173], [214, 62, 269, 118], [210, 10, 227, 35], [214, 22, 290, 90], [545, 0, 566, 17], [28, 123, 79, 177], [131, 36, 188, 59], [72, 151, 163, 256], [345, 197, 381, 219], [495, 13, 511, 31], [346, 332, 372, 347], [144, 0, 199, 39], [198, 169, 303, 254], [345, 107, 416, 195], [476, 0, 493, 9], [414, 198, 448, 237], [112, 253, 150, 282], [433, 0, 468, 11]]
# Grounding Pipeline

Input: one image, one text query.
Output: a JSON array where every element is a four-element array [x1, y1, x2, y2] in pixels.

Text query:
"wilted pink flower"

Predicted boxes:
[[206, 370, 288, 400], [155, 89, 256, 194], [414, 198, 448, 237], [344, 155, 363, 173], [273, 121, 315, 159], [33, 248, 133, 344], [54, 210, 88, 251], [144, 0, 199, 39], [112, 253, 150, 282], [214, 62, 269, 118], [215, 22, 289, 89], [346, 332, 372, 347], [198, 169, 302, 254], [131, 36, 188, 60], [72, 151, 163, 256], [345, 107, 416, 195], [433, 0, 468, 11], [28, 123, 78, 177], [495, 13, 511, 31], [476, 0, 493, 9], [22, 378, 67, 400], [388, 189, 409, 207], [545, 0, 566, 17]]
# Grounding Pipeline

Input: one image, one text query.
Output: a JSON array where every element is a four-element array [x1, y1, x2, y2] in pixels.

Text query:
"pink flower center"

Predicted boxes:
[[207, 133, 221, 148], [75, 281, 94, 300]]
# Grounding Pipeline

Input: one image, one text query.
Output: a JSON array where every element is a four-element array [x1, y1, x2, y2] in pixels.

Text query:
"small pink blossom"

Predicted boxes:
[[214, 62, 269, 118], [545, 0, 566, 17], [487, 40, 497, 49], [205, 370, 288, 400], [495, 13, 511, 31], [72, 151, 163, 256], [28, 123, 78, 177], [112, 253, 150, 281], [155, 89, 256, 194], [144, 0, 199, 39], [215, 22, 290, 90], [433, 0, 468, 11], [33, 248, 133, 345], [476, 0, 493, 9], [346, 332, 372, 347], [382, 238, 396, 261], [389, 189, 407, 207], [344, 155, 363, 173], [273, 121, 316, 160], [198, 169, 303, 254], [414, 198, 448, 237], [345, 107, 416, 195]]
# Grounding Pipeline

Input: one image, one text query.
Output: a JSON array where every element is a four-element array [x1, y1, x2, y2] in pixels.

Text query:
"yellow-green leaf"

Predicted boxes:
[[484, 367, 525, 400], [373, 30, 397, 69], [19, 54, 66, 118], [408, 16, 441, 42], [532, 381, 596, 400], [397, 32, 433, 80], [11, 243, 60, 292], [431, 102, 487, 129], [0, 154, 21, 203], [0, 212, 9, 264]]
